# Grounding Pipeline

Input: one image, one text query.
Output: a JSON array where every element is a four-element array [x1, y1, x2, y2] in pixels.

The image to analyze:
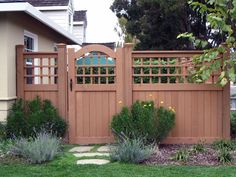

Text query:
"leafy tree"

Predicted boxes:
[[178, 0, 236, 86], [111, 0, 224, 50], [114, 16, 138, 47]]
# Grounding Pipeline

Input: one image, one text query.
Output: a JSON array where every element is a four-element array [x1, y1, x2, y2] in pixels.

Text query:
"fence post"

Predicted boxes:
[[116, 47, 125, 112], [57, 44, 68, 121], [123, 43, 134, 107], [222, 44, 230, 139], [16, 45, 25, 99]]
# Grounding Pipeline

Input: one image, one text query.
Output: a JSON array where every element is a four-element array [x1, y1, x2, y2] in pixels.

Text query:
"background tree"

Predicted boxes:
[[114, 16, 139, 47], [111, 0, 225, 50]]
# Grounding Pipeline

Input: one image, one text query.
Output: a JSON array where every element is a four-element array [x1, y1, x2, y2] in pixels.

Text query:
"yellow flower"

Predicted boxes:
[[160, 101, 164, 104], [169, 106, 172, 110], [148, 104, 152, 107], [172, 109, 176, 113], [143, 104, 147, 107]]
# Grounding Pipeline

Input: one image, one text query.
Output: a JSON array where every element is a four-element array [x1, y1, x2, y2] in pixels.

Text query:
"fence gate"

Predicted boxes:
[[68, 45, 124, 144]]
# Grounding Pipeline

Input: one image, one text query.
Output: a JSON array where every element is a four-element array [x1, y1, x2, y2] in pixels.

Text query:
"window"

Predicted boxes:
[[24, 30, 38, 52], [24, 30, 38, 84]]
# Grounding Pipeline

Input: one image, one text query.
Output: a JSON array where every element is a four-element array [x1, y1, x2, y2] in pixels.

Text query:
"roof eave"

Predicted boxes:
[[36, 6, 68, 11], [0, 2, 81, 45]]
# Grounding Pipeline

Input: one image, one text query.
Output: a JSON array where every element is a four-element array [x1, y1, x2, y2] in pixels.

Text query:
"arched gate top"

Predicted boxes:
[[73, 44, 116, 59]]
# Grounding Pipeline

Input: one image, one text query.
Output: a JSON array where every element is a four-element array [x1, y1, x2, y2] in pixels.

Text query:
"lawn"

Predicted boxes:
[[1, 146, 236, 177]]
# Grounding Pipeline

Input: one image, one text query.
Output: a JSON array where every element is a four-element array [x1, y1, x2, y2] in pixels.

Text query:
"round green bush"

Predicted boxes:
[[6, 97, 67, 138], [231, 112, 236, 138], [111, 100, 175, 144]]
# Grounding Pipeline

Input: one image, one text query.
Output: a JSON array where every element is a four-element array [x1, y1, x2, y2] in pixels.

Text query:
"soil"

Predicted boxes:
[[145, 144, 236, 166], [0, 154, 28, 165]]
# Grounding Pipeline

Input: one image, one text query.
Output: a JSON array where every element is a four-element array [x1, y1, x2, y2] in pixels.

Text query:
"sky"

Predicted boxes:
[[74, 0, 119, 43]]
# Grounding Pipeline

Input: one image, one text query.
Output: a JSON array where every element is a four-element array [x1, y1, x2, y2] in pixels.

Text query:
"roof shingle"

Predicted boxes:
[[74, 10, 87, 22]]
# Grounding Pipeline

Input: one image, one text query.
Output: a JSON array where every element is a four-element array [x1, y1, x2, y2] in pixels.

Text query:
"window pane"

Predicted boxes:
[[24, 35, 34, 52]]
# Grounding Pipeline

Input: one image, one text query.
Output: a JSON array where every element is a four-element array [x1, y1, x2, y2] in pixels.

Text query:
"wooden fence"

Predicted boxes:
[[16, 44, 67, 120], [16, 44, 230, 144]]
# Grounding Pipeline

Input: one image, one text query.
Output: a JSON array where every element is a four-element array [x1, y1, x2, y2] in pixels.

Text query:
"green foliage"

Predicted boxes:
[[9, 131, 61, 164], [0, 140, 13, 155], [6, 97, 67, 138], [111, 0, 220, 50], [212, 139, 236, 151], [178, 0, 236, 86], [217, 148, 232, 164], [0, 122, 6, 140], [153, 107, 176, 142], [111, 100, 175, 143], [231, 112, 236, 137], [192, 140, 205, 153], [172, 148, 190, 162], [110, 137, 154, 164]]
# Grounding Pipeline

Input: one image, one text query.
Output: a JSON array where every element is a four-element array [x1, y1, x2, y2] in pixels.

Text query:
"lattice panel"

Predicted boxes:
[[132, 57, 191, 84], [76, 52, 116, 84], [24, 56, 58, 85]]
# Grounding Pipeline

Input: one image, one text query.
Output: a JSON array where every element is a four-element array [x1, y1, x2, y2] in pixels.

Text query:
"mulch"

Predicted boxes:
[[145, 144, 236, 166]]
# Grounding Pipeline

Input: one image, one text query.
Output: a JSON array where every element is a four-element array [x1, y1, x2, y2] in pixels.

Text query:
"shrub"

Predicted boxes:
[[217, 147, 232, 164], [191, 140, 205, 153], [172, 148, 189, 163], [9, 131, 61, 164], [6, 97, 67, 138], [153, 106, 175, 143], [111, 100, 175, 143], [0, 140, 13, 155], [231, 112, 236, 138], [110, 137, 154, 164], [0, 122, 6, 140], [212, 139, 236, 151]]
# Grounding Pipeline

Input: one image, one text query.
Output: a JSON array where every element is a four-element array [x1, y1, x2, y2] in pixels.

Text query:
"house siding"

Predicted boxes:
[[73, 25, 86, 43], [40, 10, 69, 31], [0, 12, 61, 121]]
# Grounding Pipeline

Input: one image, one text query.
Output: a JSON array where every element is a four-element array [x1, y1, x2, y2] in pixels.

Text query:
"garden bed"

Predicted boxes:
[[145, 144, 236, 166]]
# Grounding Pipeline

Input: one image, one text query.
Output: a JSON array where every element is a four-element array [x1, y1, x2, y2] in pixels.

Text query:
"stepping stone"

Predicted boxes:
[[69, 146, 93, 153], [73, 152, 109, 158], [77, 159, 110, 165], [97, 145, 115, 152]]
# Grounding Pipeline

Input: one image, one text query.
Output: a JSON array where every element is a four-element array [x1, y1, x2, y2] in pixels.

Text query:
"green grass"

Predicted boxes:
[[1, 145, 236, 177], [90, 144, 103, 152]]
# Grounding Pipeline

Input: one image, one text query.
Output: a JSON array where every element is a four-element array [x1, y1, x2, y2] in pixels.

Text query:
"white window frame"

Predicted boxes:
[[24, 30, 38, 52]]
